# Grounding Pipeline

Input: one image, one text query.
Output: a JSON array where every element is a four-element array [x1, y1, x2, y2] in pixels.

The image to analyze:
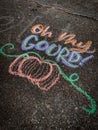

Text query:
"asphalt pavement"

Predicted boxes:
[[0, 0, 98, 130]]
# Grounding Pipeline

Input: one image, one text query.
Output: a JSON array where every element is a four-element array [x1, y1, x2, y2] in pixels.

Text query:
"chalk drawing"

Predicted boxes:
[[31, 24, 52, 38], [21, 34, 94, 68], [9, 56, 60, 91], [0, 43, 96, 114], [31, 24, 95, 54], [0, 43, 41, 59], [45, 59, 96, 114], [0, 18, 96, 115]]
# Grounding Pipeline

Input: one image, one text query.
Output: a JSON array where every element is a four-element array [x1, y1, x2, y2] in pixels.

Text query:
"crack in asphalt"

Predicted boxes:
[[34, 1, 98, 21]]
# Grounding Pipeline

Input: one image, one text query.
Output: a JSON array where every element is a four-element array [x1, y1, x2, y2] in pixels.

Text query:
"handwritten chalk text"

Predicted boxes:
[[31, 24, 95, 53], [21, 34, 94, 68]]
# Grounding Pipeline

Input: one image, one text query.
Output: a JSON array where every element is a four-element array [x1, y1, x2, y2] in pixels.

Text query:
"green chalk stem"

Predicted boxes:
[[0, 43, 42, 59], [45, 59, 96, 114], [0, 43, 96, 114]]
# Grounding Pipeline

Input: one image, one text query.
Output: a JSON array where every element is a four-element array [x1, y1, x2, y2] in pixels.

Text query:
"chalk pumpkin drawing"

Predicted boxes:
[[9, 56, 60, 91], [0, 43, 96, 114], [0, 21, 96, 115]]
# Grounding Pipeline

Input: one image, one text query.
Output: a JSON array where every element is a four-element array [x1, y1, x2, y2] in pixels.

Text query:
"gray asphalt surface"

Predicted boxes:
[[0, 0, 98, 130]]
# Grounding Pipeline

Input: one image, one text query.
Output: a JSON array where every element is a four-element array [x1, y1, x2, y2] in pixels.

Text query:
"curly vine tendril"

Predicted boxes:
[[0, 43, 42, 59], [0, 43, 96, 114]]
